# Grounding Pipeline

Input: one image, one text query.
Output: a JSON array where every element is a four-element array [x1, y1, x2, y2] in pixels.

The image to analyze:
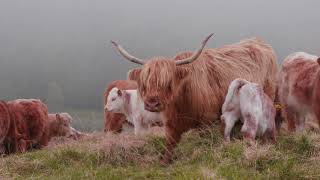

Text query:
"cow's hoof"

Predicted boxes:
[[160, 159, 169, 166], [160, 157, 172, 166], [223, 140, 231, 145]]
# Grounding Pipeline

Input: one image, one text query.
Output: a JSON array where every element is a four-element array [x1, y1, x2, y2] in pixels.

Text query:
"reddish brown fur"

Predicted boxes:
[[5, 99, 49, 153], [48, 113, 73, 139], [104, 80, 137, 133], [127, 68, 142, 81], [127, 38, 278, 164], [0, 101, 10, 154], [278, 53, 320, 131]]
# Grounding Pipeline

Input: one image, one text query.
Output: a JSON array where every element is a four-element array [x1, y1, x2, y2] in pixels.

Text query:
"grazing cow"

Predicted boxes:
[[105, 87, 164, 135], [104, 80, 138, 133], [6, 99, 49, 153], [221, 78, 276, 143], [48, 113, 82, 140], [0, 101, 10, 154], [278, 52, 320, 131], [111, 34, 278, 164]]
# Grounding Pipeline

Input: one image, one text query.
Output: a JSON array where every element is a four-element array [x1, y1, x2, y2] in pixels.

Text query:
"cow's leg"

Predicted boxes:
[[160, 125, 182, 165], [283, 105, 298, 132], [0, 144, 5, 154], [313, 105, 320, 128], [262, 128, 276, 144], [275, 106, 284, 132], [18, 139, 28, 153], [39, 130, 49, 148], [295, 113, 306, 132]]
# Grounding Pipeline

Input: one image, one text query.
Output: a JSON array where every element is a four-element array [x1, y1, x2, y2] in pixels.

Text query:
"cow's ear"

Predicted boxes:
[[317, 57, 320, 66], [56, 114, 62, 122], [127, 68, 141, 81], [66, 117, 71, 123], [117, 89, 123, 97]]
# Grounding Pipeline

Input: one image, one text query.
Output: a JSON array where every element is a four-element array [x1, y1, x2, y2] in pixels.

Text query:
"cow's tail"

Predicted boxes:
[[223, 78, 249, 109]]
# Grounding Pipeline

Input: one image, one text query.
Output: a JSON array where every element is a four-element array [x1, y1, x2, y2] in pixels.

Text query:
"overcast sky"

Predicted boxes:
[[0, 0, 319, 110]]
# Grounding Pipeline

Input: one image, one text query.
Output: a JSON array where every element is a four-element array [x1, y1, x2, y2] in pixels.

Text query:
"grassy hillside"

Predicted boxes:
[[1, 125, 320, 179]]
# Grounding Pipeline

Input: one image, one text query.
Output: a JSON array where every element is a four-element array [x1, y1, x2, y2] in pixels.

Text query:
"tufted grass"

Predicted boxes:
[[1, 125, 320, 180]]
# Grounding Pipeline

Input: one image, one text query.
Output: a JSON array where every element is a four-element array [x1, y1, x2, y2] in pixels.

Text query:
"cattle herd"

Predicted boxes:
[[0, 99, 83, 155], [1, 34, 320, 167], [105, 34, 320, 165]]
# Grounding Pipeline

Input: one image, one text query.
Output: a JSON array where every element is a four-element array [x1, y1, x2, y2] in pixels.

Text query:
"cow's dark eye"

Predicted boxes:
[[167, 84, 172, 92], [111, 98, 116, 101]]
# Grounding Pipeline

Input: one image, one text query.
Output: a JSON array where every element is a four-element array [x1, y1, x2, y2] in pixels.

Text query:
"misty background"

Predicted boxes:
[[0, 0, 319, 114]]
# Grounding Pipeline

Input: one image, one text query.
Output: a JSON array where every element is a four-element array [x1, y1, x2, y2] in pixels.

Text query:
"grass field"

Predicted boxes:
[[1, 118, 320, 179]]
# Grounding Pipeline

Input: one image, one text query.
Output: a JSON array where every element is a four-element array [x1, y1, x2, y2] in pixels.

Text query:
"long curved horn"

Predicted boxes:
[[176, 33, 214, 66], [111, 41, 145, 65]]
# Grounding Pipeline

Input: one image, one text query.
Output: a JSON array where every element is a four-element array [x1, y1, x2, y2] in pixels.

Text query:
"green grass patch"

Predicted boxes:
[[1, 130, 320, 179]]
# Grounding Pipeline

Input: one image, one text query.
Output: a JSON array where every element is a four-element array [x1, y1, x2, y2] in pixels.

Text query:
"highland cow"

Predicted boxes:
[[48, 113, 82, 140], [0, 101, 10, 154], [221, 78, 276, 143], [104, 80, 137, 133], [6, 99, 49, 153], [105, 87, 164, 135], [111, 34, 278, 164], [278, 52, 320, 131]]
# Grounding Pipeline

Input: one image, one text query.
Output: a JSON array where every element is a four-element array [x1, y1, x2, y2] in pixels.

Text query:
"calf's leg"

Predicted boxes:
[[241, 114, 258, 145], [222, 115, 238, 142]]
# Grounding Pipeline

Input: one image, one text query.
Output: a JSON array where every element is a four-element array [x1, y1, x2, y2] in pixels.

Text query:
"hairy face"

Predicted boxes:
[[105, 87, 124, 113], [55, 114, 73, 137], [132, 59, 186, 112], [113, 34, 213, 113]]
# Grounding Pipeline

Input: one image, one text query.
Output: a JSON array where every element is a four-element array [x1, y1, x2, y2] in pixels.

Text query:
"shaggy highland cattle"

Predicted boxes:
[[221, 78, 276, 143], [6, 99, 49, 153], [48, 113, 82, 140], [104, 80, 137, 133], [105, 87, 164, 135], [278, 52, 320, 131], [111, 34, 278, 164], [0, 101, 10, 154]]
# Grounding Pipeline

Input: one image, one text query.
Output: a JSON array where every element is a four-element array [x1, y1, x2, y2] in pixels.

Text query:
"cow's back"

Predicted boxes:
[[104, 80, 137, 132], [174, 37, 278, 124], [208, 37, 278, 102]]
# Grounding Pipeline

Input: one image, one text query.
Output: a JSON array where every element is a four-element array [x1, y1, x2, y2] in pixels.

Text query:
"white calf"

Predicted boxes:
[[221, 78, 276, 143], [105, 87, 164, 135]]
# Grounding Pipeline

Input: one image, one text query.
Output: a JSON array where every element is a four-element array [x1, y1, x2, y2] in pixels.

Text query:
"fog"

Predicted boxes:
[[0, 0, 319, 111]]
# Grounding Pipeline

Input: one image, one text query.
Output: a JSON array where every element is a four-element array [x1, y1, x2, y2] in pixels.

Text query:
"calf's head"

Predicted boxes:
[[105, 87, 125, 113], [53, 113, 74, 137], [112, 34, 213, 112]]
